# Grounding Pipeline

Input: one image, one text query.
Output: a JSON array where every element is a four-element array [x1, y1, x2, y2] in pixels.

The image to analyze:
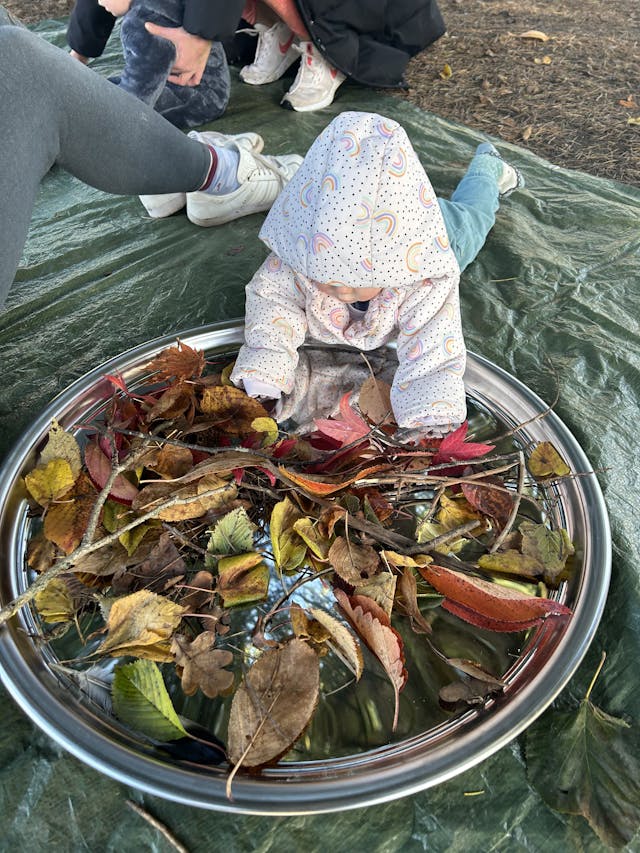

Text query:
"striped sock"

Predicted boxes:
[[199, 145, 241, 195]]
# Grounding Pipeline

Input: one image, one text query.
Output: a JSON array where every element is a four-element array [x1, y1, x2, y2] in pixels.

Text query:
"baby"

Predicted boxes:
[[68, 0, 230, 128], [231, 111, 523, 436]]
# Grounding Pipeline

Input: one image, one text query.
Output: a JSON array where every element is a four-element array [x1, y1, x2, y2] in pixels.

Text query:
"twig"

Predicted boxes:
[[126, 800, 189, 853], [489, 450, 526, 554]]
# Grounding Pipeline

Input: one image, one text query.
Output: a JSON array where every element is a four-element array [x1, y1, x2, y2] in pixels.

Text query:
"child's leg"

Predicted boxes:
[[0, 26, 210, 305], [438, 143, 523, 273], [154, 41, 231, 128]]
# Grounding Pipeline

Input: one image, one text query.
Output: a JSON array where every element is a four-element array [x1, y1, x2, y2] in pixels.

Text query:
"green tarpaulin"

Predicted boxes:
[[0, 18, 639, 851]]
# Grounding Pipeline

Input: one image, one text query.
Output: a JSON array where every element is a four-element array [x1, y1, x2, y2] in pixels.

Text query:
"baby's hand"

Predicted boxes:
[[97, 0, 132, 17]]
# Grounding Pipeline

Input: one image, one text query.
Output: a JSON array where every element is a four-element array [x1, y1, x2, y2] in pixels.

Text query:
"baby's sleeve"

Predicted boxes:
[[391, 276, 467, 431], [230, 256, 308, 396]]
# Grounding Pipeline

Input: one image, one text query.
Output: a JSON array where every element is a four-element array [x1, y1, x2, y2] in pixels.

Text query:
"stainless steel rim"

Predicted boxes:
[[0, 320, 611, 814]]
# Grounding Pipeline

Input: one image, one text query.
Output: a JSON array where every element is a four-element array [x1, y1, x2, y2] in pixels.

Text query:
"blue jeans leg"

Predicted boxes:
[[438, 164, 500, 273]]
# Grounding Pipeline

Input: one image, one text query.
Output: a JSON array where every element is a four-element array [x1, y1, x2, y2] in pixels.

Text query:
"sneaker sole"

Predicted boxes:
[[281, 75, 345, 112], [140, 192, 186, 218]]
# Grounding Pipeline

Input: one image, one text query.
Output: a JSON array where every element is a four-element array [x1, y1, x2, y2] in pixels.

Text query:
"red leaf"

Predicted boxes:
[[314, 393, 371, 446], [433, 422, 494, 464], [334, 589, 407, 730], [278, 463, 390, 497], [418, 563, 572, 633], [84, 441, 139, 503]]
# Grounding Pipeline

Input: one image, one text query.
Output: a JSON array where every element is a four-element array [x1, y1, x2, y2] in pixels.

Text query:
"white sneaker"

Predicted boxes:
[[281, 42, 346, 112], [186, 144, 303, 227], [239, 21, 299, 85], [139, 130, 265, 219]]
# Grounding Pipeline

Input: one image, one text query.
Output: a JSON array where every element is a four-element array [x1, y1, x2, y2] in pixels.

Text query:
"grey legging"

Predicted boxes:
[[0, 24, 211, 306]]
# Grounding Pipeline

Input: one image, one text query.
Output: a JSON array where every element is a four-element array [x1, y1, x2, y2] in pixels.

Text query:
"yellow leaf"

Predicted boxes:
[[34, 578, 77, 623], [217, 552, 270, 607], [439, 63, 452, 79], [436, 493, 484, 532], [270, 497, 307, 572], [534, 55, 552, 65], [528, 442, 571, 479], [522, 125, 533, 141], [251, 416, 279, 447], [24, 458, 76, 507], [98, 589, 187, 661], [40, 419, 82, 480], [381, 550, 433, 568], [518, 29, 550, 41], [627, 117, 640, 126]]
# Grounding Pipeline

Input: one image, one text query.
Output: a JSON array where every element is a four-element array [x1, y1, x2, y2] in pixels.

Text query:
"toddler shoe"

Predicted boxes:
[[139, 130, 264, 219], [239, 20, 299, 85], [281, 42, 346, 112], [186, 143, 303, 226], [474, 142, 525, 197]]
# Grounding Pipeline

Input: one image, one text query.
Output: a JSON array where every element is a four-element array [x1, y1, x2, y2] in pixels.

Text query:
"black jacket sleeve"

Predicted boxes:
[[67, 0, 116, 58], [181, 0, 246, 41]]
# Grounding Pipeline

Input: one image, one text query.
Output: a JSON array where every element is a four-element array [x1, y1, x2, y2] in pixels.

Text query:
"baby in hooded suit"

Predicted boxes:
[[230, 111, 523, 436], [69, 0, 230, 129]]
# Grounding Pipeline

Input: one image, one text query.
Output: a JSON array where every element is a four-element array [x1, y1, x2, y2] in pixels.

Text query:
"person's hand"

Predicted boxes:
[[69, 49, 90, 64], [144, 23, 212, 86], [97, 0, 132, 16]]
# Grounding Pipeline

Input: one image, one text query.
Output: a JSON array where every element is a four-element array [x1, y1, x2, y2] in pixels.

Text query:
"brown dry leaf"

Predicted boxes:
[[171, 632, 234, 698], [24, 458, 76, 508], [72, 540, 130, 577], [358, 377, 394, 426], [111, 530, 186, 595], [619, 95, 637, 108], [522, 125, 533, 141], [290, 603, 331, 652], [179, 570, 213, 611], [227, 639, 320, 767], [39, 419, 82, 480], [461, 478, 514, 527], [133, 474, 237, 521], [397, 567, 433, 635], [43, 472, 98, 554], [328, 536, 380, 585], [381, 550, 433, 570], [200, 386, 269, 434], [143, 443, 194, 480], [98, 589, 187, 661], [26, 531, 59, 573], [146, 340, 205, 380], [518, 29, 550, 41], [318, 505, 347, 538], [354, 572, 397, 621], [144, 380, 196, 423], [334, 589, 407, 730], [308, 606, 364, 678]]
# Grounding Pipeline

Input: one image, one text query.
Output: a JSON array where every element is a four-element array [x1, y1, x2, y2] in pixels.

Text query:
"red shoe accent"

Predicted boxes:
[[279, 34, 295, 54]]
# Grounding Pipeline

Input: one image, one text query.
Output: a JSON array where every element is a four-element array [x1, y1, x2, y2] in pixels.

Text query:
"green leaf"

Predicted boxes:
[[526, 698, 640, 847], [207, 506, 256, 562], [112, 659, 187, 742]]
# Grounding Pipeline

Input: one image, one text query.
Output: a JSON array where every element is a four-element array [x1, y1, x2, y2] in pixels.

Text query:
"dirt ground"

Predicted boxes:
[[7, 0, 640, 186]]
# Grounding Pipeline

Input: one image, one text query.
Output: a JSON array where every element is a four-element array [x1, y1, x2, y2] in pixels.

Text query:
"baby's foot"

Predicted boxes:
[[475, 142, 525, 197]]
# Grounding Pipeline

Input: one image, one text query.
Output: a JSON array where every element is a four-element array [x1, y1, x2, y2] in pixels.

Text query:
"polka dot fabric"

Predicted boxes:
[[231, 111, 467, 432]]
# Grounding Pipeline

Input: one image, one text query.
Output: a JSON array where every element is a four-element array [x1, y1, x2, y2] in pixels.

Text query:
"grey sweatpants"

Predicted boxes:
[[0, 24, 211, 307]]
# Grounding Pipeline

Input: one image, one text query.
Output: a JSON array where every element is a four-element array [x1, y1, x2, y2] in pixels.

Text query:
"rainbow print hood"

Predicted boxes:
[[259, 111, 460, 290]]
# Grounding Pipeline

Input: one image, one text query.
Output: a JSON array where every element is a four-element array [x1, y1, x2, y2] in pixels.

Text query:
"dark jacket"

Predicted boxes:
[[296, 0, 446, 87], [67, 0, 245, 58]]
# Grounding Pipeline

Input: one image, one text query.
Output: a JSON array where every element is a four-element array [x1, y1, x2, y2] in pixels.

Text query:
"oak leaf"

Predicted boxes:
[[227, 639, 320, 767], [171, 632, 234, 698]]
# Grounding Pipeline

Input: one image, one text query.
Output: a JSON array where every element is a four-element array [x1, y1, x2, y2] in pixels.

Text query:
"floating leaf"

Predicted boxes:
[[200, 385, 268, 434], [418, 563, 572, 632], [98, 589, 186, 661], [526, 690, 640, 847], [627, 117, 640, 126], [39, 419, 82, 480], [24, 458, 76, 507], [227, 639, 320, 767], [314, 392, 371, 446], [34, 578, 77, 624], [619, 95, 637, 108], [479, 521, 575, 585], [528, 441, 571, 479], [308, 606, 364, 679], [217, 552, 270, 607], [146, 340, 205, 381], [334, 589, 407, 730], [358, 377, 394, 426], [522, 125, 533, 141], [112, 659, 187, 741], [439, 677, 503, 709], [171, 632, 234, 698], [518, 29, 550, 41], [207, 506, 256, 558], [432, 422, 494, 463], [328, 536, 379, 585]]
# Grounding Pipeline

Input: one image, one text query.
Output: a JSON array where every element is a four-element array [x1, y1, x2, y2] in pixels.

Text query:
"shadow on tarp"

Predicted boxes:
[[0, 17, 638, 852]]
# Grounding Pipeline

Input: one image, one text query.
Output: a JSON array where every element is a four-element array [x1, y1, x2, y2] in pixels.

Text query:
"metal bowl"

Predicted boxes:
[[0, 321, 611, 815]]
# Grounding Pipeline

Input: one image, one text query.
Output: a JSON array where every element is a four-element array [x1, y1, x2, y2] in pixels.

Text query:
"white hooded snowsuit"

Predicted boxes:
[[231, 111, 467, 432]]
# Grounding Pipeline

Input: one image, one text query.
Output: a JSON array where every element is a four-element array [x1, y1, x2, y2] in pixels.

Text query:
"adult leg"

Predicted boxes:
[[0, 26, 211, 305]]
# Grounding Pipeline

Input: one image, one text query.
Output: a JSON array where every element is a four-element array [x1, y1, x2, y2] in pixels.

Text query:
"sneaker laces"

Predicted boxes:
[[245, 150, 293, 187], [238, 23, 292, 75], [290, 42, 326, 87]]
